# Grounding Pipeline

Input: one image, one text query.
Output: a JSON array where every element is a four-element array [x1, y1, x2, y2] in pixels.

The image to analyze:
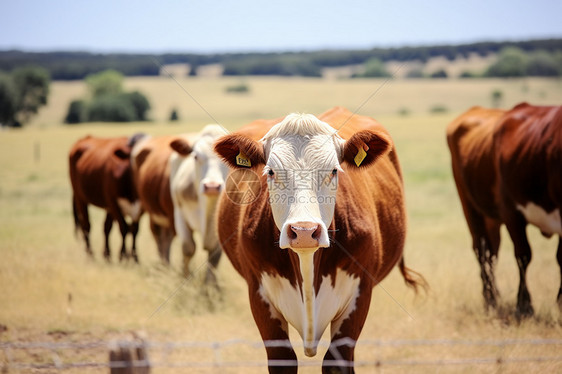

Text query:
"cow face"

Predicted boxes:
[[171, 125, 229, 198], [215, 113, 391, 252]]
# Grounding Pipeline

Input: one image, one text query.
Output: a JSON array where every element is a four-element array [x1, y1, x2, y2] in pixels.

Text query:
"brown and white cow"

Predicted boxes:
[[447, 103, 562, 317], [132, 125, 228, 280], [69, 135, 143, 261], [214, 107, 423, 373]]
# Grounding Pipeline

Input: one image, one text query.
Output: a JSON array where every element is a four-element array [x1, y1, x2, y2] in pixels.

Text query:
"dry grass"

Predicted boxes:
[[2, 77, 562, 372]]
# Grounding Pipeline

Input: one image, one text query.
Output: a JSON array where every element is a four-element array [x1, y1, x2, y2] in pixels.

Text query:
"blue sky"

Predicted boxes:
[[2, 0, 562, 53]]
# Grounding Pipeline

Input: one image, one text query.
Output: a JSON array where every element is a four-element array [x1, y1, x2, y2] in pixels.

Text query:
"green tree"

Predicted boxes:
[[355, 58, 391, 78], [11, 66, 50, 124], [125, 91, 150, 121], [87, 94, 136, 122], [85, 69, 123, 98], [169, 108, 179, 121], [430, 69, 448, 78], [526, 50, 560, 76], [64, 99, 87, 124], [486, 47, 528, 77], [0, 74, 17, 127]]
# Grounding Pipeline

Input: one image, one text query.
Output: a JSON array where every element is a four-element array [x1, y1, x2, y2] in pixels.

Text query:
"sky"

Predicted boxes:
[[1, 0, 562, 54]]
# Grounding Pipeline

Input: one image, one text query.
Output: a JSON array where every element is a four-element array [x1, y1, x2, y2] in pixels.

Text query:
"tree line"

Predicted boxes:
[[1, 38, 561, 80]]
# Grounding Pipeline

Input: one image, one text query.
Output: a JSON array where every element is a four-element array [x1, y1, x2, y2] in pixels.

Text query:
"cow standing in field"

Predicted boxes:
[[69, 135, 143, 262], [447, 103, 562, 317], [132, 125, 228, 281], [169, 125, 228, 283], [214, 107, 423, 373]]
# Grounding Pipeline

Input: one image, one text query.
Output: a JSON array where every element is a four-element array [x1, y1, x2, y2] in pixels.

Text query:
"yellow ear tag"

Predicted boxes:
[[236, 151, 251, 167], [354, 146, 367, 167]]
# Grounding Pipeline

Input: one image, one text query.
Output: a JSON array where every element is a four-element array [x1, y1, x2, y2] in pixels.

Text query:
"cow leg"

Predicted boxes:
[[204, 245, 222, 286], [74, 198, 93, 256], [181, 230, 196, 278], [323, 284, 372, 374], [479, 218, 502, 310], [248, 284, 297, 374], [150, 221, 174, 264], [115, 214, 129, 262], [503, 210, 534, 317], [463, 201, 501, 310], [130, 220, 140, 263], [103, 212, 113, 261], [556, 236, 562, 311]]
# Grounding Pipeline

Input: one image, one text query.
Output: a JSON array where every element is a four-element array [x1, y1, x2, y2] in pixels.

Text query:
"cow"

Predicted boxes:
[[69, 135, 144, 262], [214, 107, 424, 373], [169, 124, 229, 283], [447, 103, 562, 317], [132, 125, 228, 281]]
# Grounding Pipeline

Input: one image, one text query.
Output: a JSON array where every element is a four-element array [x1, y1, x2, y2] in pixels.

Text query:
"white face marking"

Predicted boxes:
[[259, 268, 361, 357], [261, 114, 345, 250], [117, 198, 142, 221], [516, 203, 562, 236]]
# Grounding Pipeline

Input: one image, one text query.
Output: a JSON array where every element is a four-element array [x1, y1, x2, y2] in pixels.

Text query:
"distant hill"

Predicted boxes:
[[1, 38, 561, 80]]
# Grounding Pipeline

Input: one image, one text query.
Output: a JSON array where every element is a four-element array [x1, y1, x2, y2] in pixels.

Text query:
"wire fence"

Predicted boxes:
[[2, 337, 562, 372]]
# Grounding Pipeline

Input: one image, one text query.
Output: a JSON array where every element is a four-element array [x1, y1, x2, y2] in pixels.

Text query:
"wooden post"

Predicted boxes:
[[108, 332, 150, 374]]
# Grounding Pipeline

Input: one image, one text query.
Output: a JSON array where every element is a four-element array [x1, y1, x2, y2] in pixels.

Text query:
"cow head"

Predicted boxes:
[[171, 125, 230, 198], [215, 113, 391, 253]]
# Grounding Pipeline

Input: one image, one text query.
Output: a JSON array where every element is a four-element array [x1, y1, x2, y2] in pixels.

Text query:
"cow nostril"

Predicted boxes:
[[287, 225, 298, 240], [312, 225, 321, 240]]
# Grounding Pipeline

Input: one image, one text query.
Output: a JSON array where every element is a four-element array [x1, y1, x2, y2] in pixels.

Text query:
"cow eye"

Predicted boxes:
[[331, 168, 338, 176], [193, 154, 199, 161], [268, 169, 275, 177]]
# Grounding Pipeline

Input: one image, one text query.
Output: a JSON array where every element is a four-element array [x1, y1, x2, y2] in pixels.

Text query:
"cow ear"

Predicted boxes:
[[170, 139, 192, 156], [214, 134, 265, 168], [342, 130, 391, 168], [114, 148, 130, 160]]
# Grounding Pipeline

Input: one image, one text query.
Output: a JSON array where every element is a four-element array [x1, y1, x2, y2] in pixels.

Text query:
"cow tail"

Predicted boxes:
[[72, 196, 80, 238], [398, 256, 428, 294]]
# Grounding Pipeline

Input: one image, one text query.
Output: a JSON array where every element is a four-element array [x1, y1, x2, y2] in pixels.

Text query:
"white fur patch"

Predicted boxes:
[[117, 198, 142, 221], [516, 203, 562, 236], [258, 268, 360, 356]]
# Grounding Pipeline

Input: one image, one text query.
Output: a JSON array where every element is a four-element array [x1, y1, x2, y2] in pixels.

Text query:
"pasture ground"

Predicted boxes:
[[1, 77, 562, 373]]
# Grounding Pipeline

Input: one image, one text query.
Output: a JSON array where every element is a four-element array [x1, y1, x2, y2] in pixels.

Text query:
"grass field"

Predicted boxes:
[[2, 76, 562, 373]]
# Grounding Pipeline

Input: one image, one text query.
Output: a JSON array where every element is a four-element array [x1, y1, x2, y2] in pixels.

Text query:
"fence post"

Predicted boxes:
[[108, 332, 150, 374]]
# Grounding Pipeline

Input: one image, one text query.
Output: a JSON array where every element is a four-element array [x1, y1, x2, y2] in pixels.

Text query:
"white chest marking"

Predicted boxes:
[[516, 203, 562, 236], [117, 198, 142, 221], [259, 268, 360, 357]]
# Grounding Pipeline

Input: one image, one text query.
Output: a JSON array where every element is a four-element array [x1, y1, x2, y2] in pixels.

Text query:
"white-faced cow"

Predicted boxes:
[[447, 103, 562, 317], [169, 124, 229, 283], [69, 135, 144, 262], [214, 107, 423, 373], [132, 125, 228, 281]]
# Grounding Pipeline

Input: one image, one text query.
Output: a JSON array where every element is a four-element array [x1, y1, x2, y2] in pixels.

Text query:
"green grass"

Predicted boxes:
[[2, 77, 562, 372]]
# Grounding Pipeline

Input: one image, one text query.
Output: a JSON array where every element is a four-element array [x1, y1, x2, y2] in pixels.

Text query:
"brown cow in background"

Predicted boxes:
[[447, 103, 562, 317], [69, 134, 144, 262], [131, 135, 178, 264]]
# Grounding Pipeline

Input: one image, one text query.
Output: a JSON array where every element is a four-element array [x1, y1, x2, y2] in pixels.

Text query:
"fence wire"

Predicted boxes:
[[2, 338, 562, 371]]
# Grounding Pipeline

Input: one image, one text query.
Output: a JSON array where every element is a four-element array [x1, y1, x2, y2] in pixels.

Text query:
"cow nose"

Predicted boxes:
[[203, 182, 222, 196], [287, 222, 321, 249]]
